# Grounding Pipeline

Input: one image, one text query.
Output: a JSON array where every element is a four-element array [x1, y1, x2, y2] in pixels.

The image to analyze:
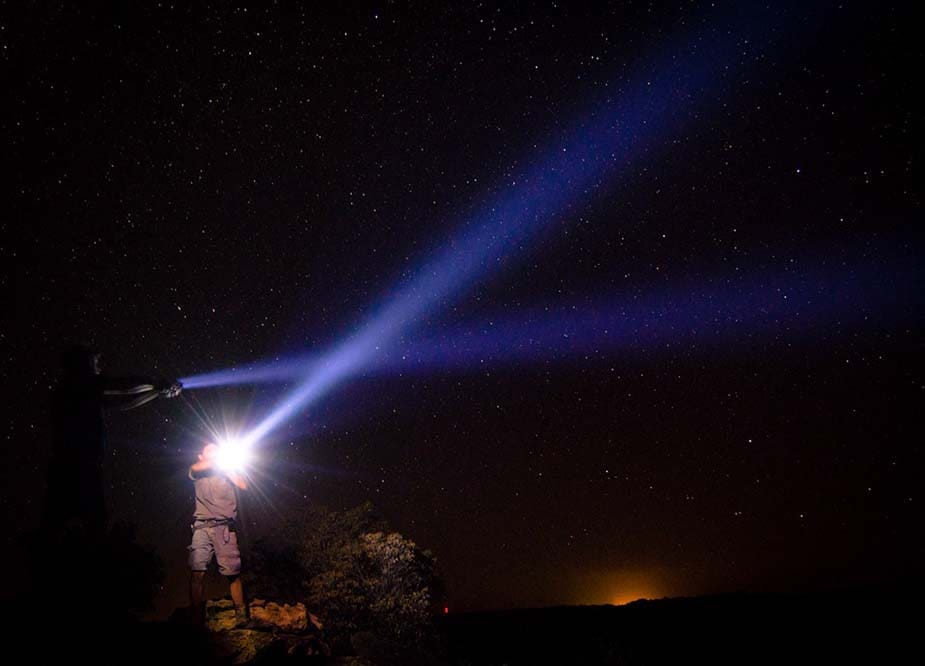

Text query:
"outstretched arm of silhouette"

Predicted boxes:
[[101, 376, 183, 410]]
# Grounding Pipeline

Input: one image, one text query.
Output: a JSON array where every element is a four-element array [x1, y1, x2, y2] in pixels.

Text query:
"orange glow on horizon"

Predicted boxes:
[[610, 586, 661, 606], [576, 569, 669, 607]]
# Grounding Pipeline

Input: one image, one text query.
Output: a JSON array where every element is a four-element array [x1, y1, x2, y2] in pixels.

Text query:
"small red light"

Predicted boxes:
[[443, 606, 449, 615]]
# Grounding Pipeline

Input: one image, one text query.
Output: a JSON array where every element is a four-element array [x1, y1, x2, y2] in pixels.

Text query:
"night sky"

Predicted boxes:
[[4, 2, 921, 619]]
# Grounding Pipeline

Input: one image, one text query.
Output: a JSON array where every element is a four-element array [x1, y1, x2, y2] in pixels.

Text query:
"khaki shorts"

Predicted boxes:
[[188, 521, 241, 576]]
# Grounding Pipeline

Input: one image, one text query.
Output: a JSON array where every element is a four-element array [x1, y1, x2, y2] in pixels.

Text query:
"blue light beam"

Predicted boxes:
[[379, 256, 918, 373], [181, 356, 319, 389], [238, 4, 818, 446], [183, 250, 916, 387]]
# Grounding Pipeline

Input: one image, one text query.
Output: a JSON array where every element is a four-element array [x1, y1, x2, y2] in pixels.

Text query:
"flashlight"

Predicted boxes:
[[214, 437, 253, 473]]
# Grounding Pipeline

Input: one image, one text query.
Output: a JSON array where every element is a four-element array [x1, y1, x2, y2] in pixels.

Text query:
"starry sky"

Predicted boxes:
[[4, 2, 921, 618]]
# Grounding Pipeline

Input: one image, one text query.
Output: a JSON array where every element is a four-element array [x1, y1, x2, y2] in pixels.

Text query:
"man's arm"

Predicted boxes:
[[101, 376, 157, 396], [101, 376, 183, 411], [190, 459, 246, 489], [189, 458, 214, 479], [227, 471, 248, 491]]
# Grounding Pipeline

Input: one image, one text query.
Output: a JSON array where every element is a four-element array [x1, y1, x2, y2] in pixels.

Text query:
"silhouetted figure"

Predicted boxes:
[[27, 346, 180, 622], [41, 345, 182, 539]]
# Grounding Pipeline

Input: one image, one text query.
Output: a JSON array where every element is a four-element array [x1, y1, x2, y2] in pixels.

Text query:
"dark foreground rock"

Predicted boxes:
[[201, 598, 329, 663]]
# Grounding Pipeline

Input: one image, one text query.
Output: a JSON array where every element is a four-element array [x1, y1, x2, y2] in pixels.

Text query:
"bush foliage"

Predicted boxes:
[[245, 502, 439, 649]]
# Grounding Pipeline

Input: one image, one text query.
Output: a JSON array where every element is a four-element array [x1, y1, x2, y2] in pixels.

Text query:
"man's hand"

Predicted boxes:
[[160, 380, 183, 398]]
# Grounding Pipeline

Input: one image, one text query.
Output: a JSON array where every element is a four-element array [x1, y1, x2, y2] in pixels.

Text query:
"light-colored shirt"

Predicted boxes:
[[190, 469, 238, 521]]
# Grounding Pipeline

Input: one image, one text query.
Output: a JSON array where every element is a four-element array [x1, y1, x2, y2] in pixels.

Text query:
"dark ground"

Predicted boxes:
[[441, 585, 920, 665], [7, 584, 917, 664]]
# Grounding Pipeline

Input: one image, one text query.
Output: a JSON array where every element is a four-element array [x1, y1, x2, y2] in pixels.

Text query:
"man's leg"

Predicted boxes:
[[229, 575, 245, 610], [216, 526, 248, 624], [228, 576, 252, 627], [188, 525, 213, 627], [190, 571, 206, 626]]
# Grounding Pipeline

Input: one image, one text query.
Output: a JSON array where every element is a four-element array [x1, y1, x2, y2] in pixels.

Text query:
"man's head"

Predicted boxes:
[[199, 443, 220, 462]]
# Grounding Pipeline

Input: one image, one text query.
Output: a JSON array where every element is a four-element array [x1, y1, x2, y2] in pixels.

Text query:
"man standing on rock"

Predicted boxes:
[[188, 442, 250, 627]]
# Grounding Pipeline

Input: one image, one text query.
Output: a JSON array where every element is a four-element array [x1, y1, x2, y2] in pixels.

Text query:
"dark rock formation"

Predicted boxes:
[[204, 598, 328, 663]]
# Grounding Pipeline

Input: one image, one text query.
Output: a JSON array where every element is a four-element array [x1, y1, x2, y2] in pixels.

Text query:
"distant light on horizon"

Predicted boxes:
[[610, 587, 661, 606], [576, 569, 669, 607]]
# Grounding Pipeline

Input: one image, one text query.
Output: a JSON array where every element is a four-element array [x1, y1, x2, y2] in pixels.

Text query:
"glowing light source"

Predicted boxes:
[[214, 437, 253, 473], [611, 589, 658, 606], [576, 569, 667, 607]]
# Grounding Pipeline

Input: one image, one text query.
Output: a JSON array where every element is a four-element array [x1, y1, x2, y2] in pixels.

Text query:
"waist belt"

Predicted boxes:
[[192, 518, 235, 530]]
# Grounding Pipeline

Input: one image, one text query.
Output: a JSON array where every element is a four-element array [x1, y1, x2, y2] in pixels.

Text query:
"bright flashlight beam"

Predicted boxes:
[[382, 255, 918, 373], [181, 251, 917, 386], [181, 356, 318, 389], [237, 4, 821, 446]]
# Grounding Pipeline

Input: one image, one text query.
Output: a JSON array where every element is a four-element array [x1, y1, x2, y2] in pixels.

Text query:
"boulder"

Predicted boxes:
[[203, 598, 329, 663], [249, 598, 323, 633], [205, 598, 238, 632]]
